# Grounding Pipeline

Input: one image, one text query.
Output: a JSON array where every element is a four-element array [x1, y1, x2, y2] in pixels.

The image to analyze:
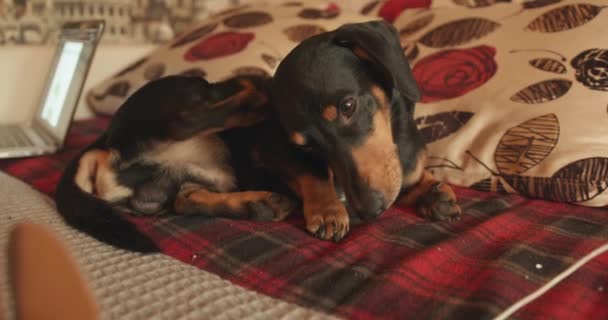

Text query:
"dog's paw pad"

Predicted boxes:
[[265, 193, 297, 220], [247, 193, 296, 221], [129, 199, 165, 216], [306, 203, 350, 242], [246, 201, 276, 221], [417, 182, 462, 222]]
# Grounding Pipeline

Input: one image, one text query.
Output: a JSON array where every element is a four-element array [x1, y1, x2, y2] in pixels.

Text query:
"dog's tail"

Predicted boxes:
[[55, 136, 159, 253]]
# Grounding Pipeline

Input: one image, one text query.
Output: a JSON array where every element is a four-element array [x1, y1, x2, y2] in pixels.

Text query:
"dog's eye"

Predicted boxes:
[[339, 97, 357, 118]]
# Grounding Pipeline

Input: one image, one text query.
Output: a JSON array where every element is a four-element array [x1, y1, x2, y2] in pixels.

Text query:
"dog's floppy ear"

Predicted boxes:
[[333, 20, 420, 103]]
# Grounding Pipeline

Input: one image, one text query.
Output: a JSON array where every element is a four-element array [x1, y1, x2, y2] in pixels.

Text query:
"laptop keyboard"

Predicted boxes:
[[0, 126, 36, 148], [32, 126, 55, 145]]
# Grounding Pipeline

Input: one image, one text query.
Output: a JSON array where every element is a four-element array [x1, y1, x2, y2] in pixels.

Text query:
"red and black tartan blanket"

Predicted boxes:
[[2, 118, 608, 320]]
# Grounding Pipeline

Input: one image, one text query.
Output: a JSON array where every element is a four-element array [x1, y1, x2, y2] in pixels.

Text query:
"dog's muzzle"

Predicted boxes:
[[334, 178, 387, 222]]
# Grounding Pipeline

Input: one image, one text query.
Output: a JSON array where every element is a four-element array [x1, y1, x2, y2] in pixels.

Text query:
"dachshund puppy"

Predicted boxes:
[[55, 21, 461, 252]]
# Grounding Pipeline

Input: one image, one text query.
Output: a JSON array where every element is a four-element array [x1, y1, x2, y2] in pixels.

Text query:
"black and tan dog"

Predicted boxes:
[[55, 20, 461, 253]]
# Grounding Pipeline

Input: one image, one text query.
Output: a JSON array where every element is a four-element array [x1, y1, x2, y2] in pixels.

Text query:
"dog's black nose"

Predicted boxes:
[[357, 191, 387, 221], [359, 206, 386, 221]]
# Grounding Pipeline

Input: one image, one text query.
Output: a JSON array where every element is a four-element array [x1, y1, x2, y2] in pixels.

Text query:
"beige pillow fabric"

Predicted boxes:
[[86, 0, 608, 207], [395, 1, 608, 206], [86, 0, 374, 115]]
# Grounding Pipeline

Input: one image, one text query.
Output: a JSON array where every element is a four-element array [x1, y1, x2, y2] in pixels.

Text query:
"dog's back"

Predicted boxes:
[[55, 75, 289, 253]]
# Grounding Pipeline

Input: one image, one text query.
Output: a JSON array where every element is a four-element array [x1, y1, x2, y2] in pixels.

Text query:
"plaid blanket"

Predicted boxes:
[[2, 117, 608, 320]]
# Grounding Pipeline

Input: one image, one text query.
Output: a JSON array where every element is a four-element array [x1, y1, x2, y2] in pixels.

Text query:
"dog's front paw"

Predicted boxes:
[[416, 182, 462, 222], [305, 201, 350, 242]]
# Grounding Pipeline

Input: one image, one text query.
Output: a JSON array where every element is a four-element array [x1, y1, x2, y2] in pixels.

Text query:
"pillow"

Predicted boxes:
[[354, 0, 433, 22], [353, 0, 535, 22], [86, 0, 374, 115], [85, 0, 478, 115], [394, 0, 608, 207]]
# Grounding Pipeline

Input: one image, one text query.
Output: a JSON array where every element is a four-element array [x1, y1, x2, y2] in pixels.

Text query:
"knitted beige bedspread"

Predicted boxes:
[[0, 171, 336, 320]]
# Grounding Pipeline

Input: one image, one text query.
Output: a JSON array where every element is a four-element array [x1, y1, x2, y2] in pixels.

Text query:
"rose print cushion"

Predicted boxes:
[[85, 0, 491, 115], [355, 0, 433, 22], [86, 0, 374, 115], [353, 0, 535, 22], [395, 0, 608, 207]]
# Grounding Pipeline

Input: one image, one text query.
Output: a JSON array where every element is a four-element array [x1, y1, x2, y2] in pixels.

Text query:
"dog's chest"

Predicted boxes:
[[143, 134, 236, 191]]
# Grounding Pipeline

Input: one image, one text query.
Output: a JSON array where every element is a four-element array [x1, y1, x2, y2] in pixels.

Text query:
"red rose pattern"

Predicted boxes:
[[184, 32, 255, 61], [379, 0, 432, 23], [412, 45, 498, 103]]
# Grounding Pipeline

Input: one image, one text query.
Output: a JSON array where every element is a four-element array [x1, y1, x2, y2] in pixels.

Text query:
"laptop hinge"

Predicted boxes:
[[32, 120, 61, 147]]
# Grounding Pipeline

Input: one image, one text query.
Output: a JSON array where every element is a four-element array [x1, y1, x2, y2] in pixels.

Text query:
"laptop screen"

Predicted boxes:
[[39, 41, 84, 128], [34, 31, 100, 145]]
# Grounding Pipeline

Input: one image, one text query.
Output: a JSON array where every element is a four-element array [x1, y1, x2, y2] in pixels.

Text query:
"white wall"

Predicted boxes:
[[0, 44, 156, 124]]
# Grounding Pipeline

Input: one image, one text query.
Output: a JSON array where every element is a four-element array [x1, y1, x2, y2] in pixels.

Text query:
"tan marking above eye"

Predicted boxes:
[[370, 85, 389, 109], [291, 132, 307, 145], [322, 105, 338, 121], [353, 46, 372, 62]]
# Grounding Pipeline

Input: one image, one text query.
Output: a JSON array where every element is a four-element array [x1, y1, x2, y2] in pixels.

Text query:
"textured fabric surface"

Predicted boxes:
[[124, 187, 608, 319], [394, 0, 608, 207], [2, 118, 608, 319], [0, 170, 337, 320]]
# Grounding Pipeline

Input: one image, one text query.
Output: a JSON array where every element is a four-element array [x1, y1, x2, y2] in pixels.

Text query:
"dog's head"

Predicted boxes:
[[271, 20, 421, 220]]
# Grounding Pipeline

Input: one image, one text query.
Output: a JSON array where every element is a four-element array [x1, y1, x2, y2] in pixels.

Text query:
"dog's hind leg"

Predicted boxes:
[[173, 183, 296, 221]]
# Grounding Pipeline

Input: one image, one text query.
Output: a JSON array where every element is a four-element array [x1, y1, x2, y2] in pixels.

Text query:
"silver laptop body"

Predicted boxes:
[[0, 20, 105, 159]]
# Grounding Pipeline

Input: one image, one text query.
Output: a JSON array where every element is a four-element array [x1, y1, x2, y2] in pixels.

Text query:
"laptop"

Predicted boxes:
[[0, 20, 105, 159]]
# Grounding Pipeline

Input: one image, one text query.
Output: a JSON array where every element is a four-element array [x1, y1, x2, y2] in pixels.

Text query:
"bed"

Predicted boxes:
[[2, 1, 608, 319]]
